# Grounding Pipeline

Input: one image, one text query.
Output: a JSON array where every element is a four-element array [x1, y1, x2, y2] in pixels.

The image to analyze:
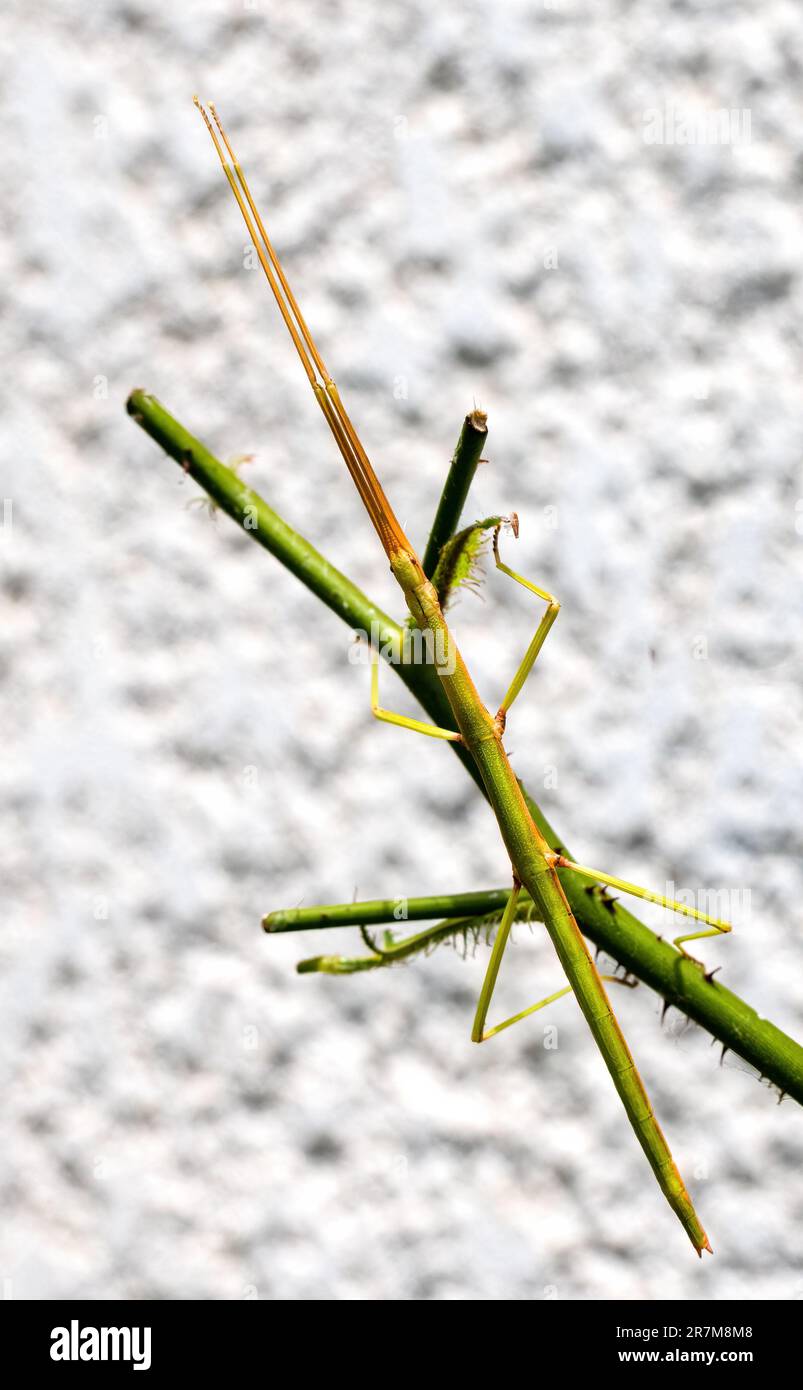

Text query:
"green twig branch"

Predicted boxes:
[[126, 390, 483, 793], [421, 409, 488, 578], [264, 890, 523, 932], [267, 888, 803, 1104], [127, 389, 803, 1105]]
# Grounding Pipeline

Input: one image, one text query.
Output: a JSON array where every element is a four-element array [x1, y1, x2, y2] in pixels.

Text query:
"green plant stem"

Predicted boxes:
[[268, 888, 803, 1104], [127, 388, 481, 795], [421, 410, 488, 578], [263, 890, 524, 931], [127, 389, 803, 1105]]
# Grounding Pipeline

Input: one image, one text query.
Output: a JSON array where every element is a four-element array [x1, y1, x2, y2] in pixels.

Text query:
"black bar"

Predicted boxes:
[[0, 1299, 791, 1377]]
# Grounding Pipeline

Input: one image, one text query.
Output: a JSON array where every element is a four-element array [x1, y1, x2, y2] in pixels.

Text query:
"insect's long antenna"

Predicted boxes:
[[193, 99, 318, 386], [207, 100, 408, 551], [208, 103, 330, 384], [194, 98, 413, 562]]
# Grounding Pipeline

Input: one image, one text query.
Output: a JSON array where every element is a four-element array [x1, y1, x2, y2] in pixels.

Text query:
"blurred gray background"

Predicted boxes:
[[1, 0, 802, 1300]]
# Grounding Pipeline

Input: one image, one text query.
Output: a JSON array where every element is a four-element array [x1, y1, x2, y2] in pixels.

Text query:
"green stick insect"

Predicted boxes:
[[192, 99, 734, 1255]]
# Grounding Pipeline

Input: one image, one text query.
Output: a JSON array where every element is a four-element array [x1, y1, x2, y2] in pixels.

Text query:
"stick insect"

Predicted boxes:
[[193, 99, 734, 1255]]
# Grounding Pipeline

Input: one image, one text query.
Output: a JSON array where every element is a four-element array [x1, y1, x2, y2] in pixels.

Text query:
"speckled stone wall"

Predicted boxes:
[[1, 0, 801, 1299]]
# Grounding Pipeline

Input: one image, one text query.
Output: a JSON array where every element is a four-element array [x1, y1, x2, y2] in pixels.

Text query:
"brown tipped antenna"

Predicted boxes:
[[193, 98, 412, 561], [208, 102, 331, 386]]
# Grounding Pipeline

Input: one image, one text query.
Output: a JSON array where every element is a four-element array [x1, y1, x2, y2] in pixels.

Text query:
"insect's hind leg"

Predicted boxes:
[[492, 521, 560, 734], [551, 855, 733, 963], [471, 879, 636, 1041]]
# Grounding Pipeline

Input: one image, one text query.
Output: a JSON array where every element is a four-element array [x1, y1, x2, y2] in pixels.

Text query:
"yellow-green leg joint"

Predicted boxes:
[[553, 855, 733, 964], [370, 648, 462, 743], [492, 523, 560, 732]]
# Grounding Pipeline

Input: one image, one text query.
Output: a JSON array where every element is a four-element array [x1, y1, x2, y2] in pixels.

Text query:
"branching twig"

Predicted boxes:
[[127, 390, 803, 1105], [421, 409, 488, 578]]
